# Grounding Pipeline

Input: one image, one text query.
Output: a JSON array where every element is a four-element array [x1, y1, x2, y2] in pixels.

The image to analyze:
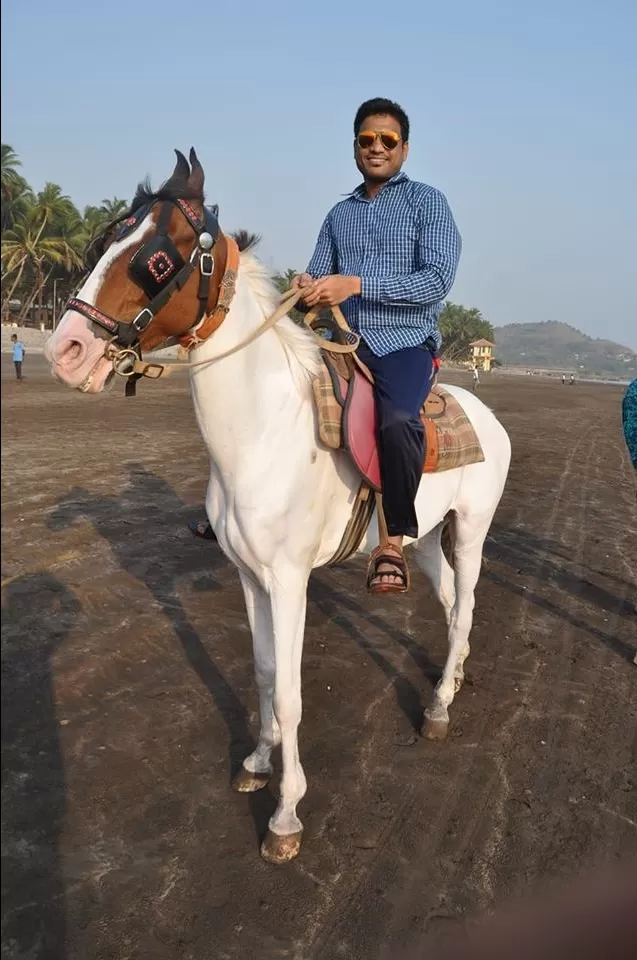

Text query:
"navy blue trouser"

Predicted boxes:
[[357, 339, 434, 539]]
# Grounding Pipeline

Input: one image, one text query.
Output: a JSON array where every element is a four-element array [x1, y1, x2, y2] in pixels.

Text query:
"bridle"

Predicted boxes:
[[64, 193, 361, 395], [66, 196, 228, 395]]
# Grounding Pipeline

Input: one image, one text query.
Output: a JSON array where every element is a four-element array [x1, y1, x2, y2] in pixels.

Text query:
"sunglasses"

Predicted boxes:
[[356, 129, 401, 150]]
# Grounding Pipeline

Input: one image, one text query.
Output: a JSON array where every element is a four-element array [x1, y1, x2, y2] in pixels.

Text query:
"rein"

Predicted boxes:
[[106, 289, 361, 384]]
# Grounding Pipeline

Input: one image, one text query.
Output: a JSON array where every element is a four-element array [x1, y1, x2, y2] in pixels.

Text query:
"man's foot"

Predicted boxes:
[[188, 518, 217, 541], [367, 543, 410, 594]]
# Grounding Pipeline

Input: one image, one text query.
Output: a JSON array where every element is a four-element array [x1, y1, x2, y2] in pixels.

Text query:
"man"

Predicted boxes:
[[190, 98, 461, 593], [622, 378, 637, 470], [294, 97, 461, 591], [11, 334, 25, 381], [472, 365, 480, 392]]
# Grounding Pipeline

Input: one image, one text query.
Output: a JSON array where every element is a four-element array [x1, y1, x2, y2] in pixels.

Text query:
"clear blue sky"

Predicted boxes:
[[2, 0, 635, 347]]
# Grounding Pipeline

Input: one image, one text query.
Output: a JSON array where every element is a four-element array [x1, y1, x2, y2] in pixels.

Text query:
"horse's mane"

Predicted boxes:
[[131, 177, 202, 211], [232, 229, 261, 253], [131, 186, 261, 255], [236, 250, 322, 383]]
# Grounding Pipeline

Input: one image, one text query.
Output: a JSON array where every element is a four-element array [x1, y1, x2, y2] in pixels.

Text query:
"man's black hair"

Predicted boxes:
[[354, 98, 410, 143]]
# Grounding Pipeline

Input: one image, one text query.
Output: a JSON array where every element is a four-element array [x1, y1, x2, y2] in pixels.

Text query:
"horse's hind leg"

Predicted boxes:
[[412, 519, 466, 693], [232, 572, 280, 793], [412, 519, 456, 628], [422, 513, 489, 740]]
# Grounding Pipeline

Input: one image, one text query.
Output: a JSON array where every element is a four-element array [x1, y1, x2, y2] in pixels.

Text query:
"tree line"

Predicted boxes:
[[2, 144, 494, 362], [1, 144, 130, 325]]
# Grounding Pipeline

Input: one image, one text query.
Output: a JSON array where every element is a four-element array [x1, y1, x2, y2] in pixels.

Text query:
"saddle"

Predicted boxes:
[[308, 308, 485, 493]]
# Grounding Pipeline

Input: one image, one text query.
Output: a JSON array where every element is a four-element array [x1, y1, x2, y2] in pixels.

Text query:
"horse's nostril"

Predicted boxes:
[[56, 339, 86, 367]]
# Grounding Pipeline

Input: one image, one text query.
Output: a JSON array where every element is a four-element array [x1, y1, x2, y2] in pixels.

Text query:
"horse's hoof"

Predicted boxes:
[[422, 715, 449, 741], [232, 767, 270, 793], [260, 829, 303, 864]]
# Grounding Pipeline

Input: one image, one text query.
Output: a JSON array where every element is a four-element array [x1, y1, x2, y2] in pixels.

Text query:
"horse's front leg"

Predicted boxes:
[[260, 569, 309, 864], [232, 571, 280, 792]]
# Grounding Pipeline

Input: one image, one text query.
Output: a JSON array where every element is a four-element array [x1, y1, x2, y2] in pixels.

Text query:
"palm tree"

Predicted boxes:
[[81, 198, 128, 249], [1, 144, 33, 232], [1, 187, 84, 323], [1, 144, 22, 199], [99, 197, 129, 220], [272, 267, 298, 293], [1, 152, 131, 327]]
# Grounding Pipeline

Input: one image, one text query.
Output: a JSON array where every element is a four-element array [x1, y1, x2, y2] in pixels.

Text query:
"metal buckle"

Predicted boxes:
[[200, 252, 214, 277], [111, 349, 139, 378], [132, 307, 153, 333], [139, 363, 164, 380]]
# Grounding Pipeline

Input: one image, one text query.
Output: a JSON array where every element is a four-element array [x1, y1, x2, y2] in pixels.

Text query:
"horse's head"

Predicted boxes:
[[46, 148, 235, 394]]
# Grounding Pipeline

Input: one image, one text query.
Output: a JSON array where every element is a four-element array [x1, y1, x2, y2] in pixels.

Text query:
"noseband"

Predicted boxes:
[[66, 197, 225, 394]]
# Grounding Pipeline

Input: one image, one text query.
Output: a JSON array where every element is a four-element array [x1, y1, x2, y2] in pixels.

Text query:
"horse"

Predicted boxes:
[[45, 148, 512, 863]]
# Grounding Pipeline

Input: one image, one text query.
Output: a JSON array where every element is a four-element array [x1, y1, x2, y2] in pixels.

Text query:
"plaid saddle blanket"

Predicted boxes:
[[311, 349, 485, 490]]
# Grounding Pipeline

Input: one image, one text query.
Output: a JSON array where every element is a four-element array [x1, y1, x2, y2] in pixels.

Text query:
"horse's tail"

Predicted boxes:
[[441, 510, 456, 567], [441, 510, 489, 572]]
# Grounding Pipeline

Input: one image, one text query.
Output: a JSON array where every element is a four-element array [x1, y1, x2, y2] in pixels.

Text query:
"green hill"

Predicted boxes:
[[493, 322, 636, 377]]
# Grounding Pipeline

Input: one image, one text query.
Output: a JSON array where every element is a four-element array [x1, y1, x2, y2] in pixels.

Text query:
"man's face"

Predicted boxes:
[[354, 113, 408, 183]]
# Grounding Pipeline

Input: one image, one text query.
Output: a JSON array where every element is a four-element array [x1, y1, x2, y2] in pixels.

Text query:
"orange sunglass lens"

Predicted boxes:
[[357, 130, 400, 149]]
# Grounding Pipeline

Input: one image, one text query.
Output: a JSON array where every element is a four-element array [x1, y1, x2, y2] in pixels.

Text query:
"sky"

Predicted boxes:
[[2, 0, 635, 347]]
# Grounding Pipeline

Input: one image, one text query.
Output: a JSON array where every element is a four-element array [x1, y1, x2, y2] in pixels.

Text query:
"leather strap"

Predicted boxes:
[[178, 237, 241, 350], [111, 288, 361, 382]]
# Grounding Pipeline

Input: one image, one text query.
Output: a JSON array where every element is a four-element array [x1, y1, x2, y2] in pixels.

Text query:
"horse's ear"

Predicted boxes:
[[187, 147, 205, 198], [164, 149, 190, 190]]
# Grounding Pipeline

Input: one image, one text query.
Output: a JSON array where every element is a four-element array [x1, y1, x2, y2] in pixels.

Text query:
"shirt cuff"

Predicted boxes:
[[360, 276, 383, 302]]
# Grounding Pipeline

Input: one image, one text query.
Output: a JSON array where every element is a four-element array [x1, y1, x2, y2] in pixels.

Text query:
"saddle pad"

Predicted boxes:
[[432, 388, 485, 473], [312, 361, 485, 477]]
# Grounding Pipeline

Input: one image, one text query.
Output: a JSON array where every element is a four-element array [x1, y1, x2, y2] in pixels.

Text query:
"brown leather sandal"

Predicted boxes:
[[366, 544, 410, 595]]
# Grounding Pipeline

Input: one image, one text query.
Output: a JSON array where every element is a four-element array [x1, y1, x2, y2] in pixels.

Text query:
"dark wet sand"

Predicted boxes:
[[2, 356, 636, 960]]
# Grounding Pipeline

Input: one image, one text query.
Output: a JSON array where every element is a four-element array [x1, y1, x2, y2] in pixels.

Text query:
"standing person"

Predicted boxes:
[[10, 334, 25, 381], [295, 96, 462, 592], [562, 374, 566, 384], [472, 365, 480, 392]]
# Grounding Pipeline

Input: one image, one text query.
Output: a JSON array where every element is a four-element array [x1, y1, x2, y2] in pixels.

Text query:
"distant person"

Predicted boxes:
[[569, 374, 575, 386], [622, 378, 637, 470], [472, 365, 480, 392], [562, 374, 566, 384], [11, 334, 25, 381]]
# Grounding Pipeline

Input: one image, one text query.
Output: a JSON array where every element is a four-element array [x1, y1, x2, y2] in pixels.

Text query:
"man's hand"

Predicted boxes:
[[290, 273, 313, 290], [302, 275, 361, 308]]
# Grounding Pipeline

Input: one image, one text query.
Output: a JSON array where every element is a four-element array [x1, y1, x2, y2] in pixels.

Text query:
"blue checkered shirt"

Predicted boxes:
[[306, 172, 461, 356]]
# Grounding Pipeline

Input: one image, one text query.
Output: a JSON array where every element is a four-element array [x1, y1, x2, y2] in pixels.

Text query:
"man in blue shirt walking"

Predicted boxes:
[[295, 97, 462, 592], [11, 334, 25, 382]]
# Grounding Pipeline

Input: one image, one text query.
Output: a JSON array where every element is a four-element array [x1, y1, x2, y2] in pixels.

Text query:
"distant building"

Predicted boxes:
[[469, 338, 496, 372]]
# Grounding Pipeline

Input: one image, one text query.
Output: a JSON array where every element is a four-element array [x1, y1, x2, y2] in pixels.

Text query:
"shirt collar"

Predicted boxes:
[[347, 171, 410, 200]]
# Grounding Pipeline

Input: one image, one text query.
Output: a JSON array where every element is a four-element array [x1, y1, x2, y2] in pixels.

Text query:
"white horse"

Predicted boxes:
[[45, 151, 511, 863]]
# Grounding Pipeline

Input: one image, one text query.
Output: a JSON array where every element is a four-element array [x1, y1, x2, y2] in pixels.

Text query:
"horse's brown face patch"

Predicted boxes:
[[91, 201, 228, 352]]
